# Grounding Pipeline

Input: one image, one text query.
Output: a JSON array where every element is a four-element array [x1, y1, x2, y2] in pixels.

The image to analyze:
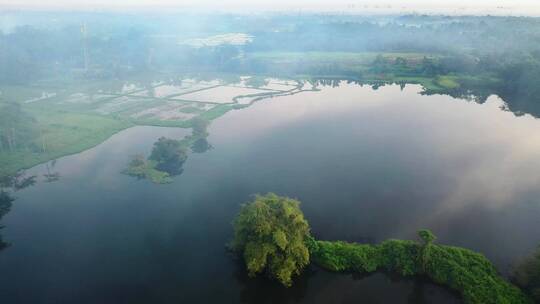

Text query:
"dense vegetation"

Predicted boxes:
[[514, 247, 540, 302], [0, 100, 130, 176], [230, 193, 311, 287], [231, 194, 531, 303], [309, 234, 529, 304], [149, 137, 188, 175]]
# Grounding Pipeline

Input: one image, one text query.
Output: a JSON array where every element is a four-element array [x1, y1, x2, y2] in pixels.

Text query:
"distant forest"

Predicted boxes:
[[2, 12, 540, 156], [1, 13, 540, 81]]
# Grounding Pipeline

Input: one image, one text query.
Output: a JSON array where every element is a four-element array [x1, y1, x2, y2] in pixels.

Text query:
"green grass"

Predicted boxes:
[[0, 85, 50, 103], [0, 110, 132, 176], [196, 104, 235, 121], [308, 236, 531, 304]]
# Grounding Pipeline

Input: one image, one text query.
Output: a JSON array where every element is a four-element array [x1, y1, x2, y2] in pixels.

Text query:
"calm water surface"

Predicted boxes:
[[2, 83, 540, 303]]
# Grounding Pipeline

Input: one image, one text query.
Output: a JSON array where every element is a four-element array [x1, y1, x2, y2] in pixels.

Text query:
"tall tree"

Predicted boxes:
[[231, 193, 311, 287]]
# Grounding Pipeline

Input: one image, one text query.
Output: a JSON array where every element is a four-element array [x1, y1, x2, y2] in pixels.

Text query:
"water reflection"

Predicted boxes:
[[150, 137, 188, 176], [0, 190, 14, 251], [233, 259, 313, 304], [0, 171, 37, 252], [417, 76, 540, 118], [307, 78, 403, 92], [43, 160, 60, 183], [0, 172, 37, 191], [306, 77, 540, 119], [190, 137, 212, 153]]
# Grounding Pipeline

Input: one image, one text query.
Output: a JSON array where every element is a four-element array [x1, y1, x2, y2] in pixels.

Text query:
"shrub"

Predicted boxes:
[[311, 230, 530, 304]]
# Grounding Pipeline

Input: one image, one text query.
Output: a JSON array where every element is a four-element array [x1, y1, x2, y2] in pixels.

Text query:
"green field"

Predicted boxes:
[[0, 111, 132, 175]]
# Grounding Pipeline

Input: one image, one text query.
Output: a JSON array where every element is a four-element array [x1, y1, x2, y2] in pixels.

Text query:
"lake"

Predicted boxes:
[[1, 82, 540, 303]]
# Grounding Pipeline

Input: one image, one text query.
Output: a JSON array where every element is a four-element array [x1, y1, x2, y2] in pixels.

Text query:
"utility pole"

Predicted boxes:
[[39, 124, 46, 153], [10, 128, 15, 151], [81, 22, 89, 72], [7, 130, 12, 152]]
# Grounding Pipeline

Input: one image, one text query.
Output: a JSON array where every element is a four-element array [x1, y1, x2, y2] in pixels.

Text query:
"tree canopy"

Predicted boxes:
[[231, 193, 311, 287], [149, 137, 188, 175]]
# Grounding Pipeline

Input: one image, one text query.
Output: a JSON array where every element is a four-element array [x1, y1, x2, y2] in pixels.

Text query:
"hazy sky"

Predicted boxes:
[[2, 0, 540, 15]]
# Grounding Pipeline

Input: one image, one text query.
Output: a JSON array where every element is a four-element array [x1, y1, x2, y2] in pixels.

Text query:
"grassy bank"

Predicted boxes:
[[0, 92, 234, 176], [308, 236, 530, 304], [0, 111, 132, 176]]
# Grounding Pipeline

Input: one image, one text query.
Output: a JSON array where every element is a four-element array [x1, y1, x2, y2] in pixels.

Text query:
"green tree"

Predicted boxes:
[[395, 56, 407, 66], [149, 137, 187, 175], [371, 54, 388, 73], [0, 101, 38, 152], [231, 193, 311, 287], [420, 56, 439, 76], [418, 229, 436, 273]]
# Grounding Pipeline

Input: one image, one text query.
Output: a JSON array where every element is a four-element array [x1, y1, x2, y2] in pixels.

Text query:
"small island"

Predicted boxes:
[[124, 117, 212, 184], [231, 193, 536, 304]]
